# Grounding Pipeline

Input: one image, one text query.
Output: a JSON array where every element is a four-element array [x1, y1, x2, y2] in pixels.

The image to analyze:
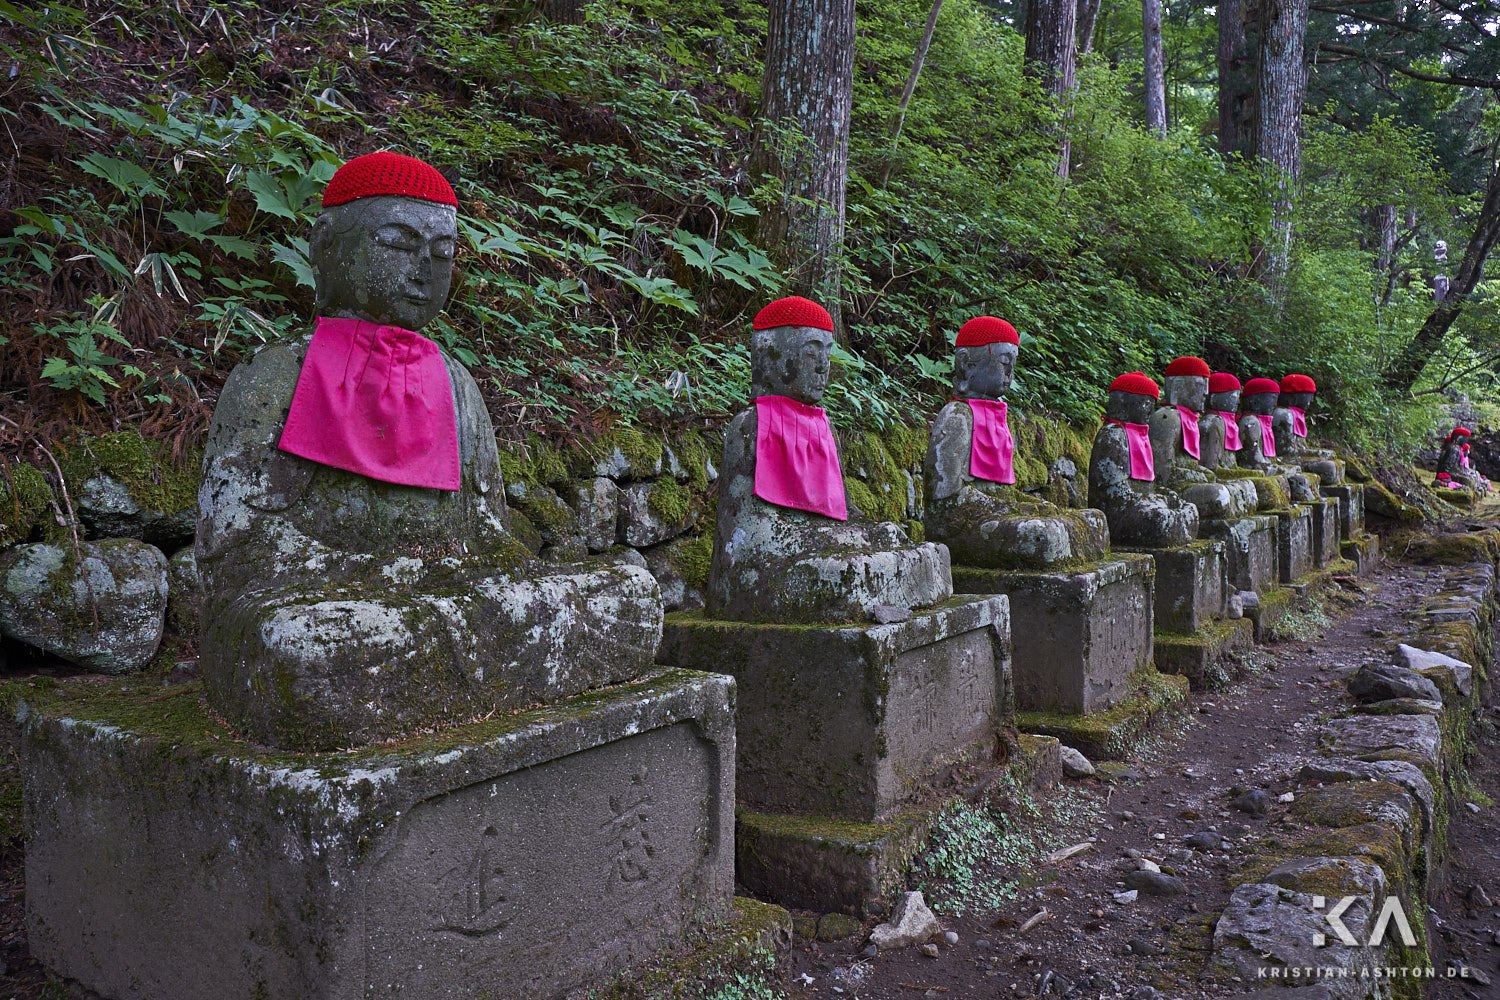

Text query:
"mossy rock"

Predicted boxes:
[[1289, 781, 1417, 839], [0, 459, 56, 546], [1400, 530, 1500, 566], [58, 431, 200, 518], [1363, 479, 1424, 524]]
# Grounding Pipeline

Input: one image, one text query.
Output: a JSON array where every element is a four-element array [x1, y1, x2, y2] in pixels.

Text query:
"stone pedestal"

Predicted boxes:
[[1320, 483, 1364, 541], [658, 597, 1009, 912], [1118, 540, 1227, 634], [21, 670, 735, 1000], [1271, 506, 1314, 583], [1198, 515, 1278, 594], [1342, 532, 1381, 576], [952, 554, 1153, 714], [1309, 497, 1341, 567]]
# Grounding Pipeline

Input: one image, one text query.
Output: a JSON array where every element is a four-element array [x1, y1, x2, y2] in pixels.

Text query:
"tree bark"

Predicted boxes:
[[1383, 150, 1500, 393], [880, 0, 944, 186], [1375, 203, 1397, 277], [1077, 0, 1103, 55], [1024, 0, 1079, 178], [1142, 0, 1167, 136], [1252, 0, 1310, 282], [752, 0, 857, 335], [539, 0, 586, 24], [1217, 0, 1252, 156]]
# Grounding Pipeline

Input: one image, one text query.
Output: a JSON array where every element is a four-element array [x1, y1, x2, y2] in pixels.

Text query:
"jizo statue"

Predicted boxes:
[[1148, 356, 1213, 486], [922, 316, 1108, 568], [1087, 372, 1198, 547], [1202, 372, 1244, 471], [196, 152, 663, 751], [706, 296, 951, 623]]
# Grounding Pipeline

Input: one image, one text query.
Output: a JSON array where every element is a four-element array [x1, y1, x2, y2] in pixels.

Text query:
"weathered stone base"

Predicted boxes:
[[1341, 532, 1380, 577], [658, 597, 1010, 822], [21, 670, 736, 1000], [1271, 505, 1314, 583], [1153, 618, 1255, 690], [1117, 540, 1226, 633], [1014, 667, 1189, 761], [1309, 496, 1341, 567], [951, 554, 1153, 714], [1320, 482, 1364, 540], [1198, 515, 1278, 594]]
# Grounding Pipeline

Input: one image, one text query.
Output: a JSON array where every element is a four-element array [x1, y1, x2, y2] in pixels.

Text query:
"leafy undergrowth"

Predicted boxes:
[[914, 771, 1102, 916]]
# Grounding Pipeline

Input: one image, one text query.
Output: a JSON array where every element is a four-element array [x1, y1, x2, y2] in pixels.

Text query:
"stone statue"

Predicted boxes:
[[1149, 356, 1214, 486], [923, 316, 1108, 568], [707, 296, 950, 623], [1088, 371, 1198, 547], [1202, 372, 1244, 471], [1236, 378, 1283, 474], [1436, 427, 1485, 490], [196, 152, 663, 751], [1273, 373, 1343, 483]]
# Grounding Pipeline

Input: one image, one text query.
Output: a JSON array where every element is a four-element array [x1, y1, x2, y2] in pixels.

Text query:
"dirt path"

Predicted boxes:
[[784, 557, 1496, 1000]]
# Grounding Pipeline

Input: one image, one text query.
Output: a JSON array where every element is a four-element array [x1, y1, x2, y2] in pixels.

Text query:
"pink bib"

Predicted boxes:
[[1216, 411, 1242, 451], [1255, 414, 1277, 457], [278, 316, 461, 490], [1462, 451, 1471, 469], [1289, 406, 1308, 438], [753, 395, 848, 520], [1177, 406, 1201, 459], [962, 399, 1015, 485], [1107, 419, 1154, 481]]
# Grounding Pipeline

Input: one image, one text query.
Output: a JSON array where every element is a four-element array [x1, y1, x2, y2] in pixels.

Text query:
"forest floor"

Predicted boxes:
[[780, 554, 1500, 1000]]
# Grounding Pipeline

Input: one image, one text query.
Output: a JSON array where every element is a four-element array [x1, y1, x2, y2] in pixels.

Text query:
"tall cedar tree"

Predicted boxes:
[[1024, 0, 1078, 178], [1252, 0, 1310, 282], [1142, 0, 1168, 136], [752, 0, 857, 335]]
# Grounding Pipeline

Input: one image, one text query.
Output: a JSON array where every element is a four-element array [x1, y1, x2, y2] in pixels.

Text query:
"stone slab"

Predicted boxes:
[[1320, 483, 1364, 540], [1271, 506, 1314, 583], [1340, 533, 1380, 577], [1117, 540, 1227, 634], [1309, 497, 1341, 567], [21, 670, 735, 1000], [1154, 618, 1255, 690], [951, 553, 1153, 714], [1014, 667, 1189, 761], [658, 596, 1010, 822], [1199, 515, 1279, 594]]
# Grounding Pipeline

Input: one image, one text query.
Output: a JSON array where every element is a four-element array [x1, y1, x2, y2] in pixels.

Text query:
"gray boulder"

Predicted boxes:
[[76, 474, 195, 548], [869, 891, 941, 950], [1346, 662, 1441, 704], [619, 482, 700, 548], [572, 477, 621, 553], [1060, 745, 1095, 778], [0, 539, 167, 672], [1394, 643, 1473, 697], [166, 546, 199, 639]]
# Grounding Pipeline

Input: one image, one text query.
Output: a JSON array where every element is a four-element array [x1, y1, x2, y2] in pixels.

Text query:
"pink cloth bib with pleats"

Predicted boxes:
[[1107, 419, 1154, 481], [1462, 452, 1471, 469], [1289, 406, 1308, 438], [1177, 406, 1201, 459], [753, 395, 848, 520], [1256, 414, 1277, 457], [278, 317, 461, 490], [962, 399, 1015, 485], [1216, 411, 1242, 451]]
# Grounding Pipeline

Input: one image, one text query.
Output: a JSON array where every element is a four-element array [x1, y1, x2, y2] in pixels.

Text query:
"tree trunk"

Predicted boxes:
[[1375, 203, 1397, 277], [539, 0, 586, 24], [1252, 0, 1309, 282], [880, 0, 944, 186], [752, 0, 857, 335], [1383, 151, 1500, 394], [1142, 0, 1167, 136], [1077, 0, 1103, 55], [1024, 0, 1078, 179], [1217, 0, 1253, 157]]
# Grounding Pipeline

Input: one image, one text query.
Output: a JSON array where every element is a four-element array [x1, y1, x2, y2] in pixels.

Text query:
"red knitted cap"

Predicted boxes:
[[1243, 378, 1280, 395], [1280, 373, 1317, 393], [956, 316, 1019, 347], [1448, 427, 1473, 442], [1164, 356, 1211, 378], [753, 296, 834, 332], [1208, 372, 1242, 393], [1109, 371, 1159, 398], [322, 152, 458, 209]]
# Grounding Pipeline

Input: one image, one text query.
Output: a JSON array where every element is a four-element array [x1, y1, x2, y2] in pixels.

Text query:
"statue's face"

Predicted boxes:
[[1163, 375, 1209, 413], [310, 195, 458, 331], [750, 325, 834, 404], [1453, 432, 1472, 447], [1207, 390, 1241, 413], [1106, 389, 1155, 424], [953, 342, 1017, 400], [1242, 392, 1277, 415], [1282, 390, 1316, 411]]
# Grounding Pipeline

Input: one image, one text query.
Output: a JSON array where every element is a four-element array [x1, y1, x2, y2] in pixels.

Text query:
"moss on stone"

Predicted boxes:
[[648, 479, 692, 524], [57, 431, 201, 517], [591, 896, 790, 1000], [840, 432, 905, 524], [1401, 530, 1500, 566], [670, 533, 713, 591], [1015, 666, 1188, 760], [1289, 781, 1415, 833], [0, 459, 55, 546]]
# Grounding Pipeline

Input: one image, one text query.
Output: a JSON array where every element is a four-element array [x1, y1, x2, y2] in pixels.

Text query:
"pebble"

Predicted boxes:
[[1152, 832, 1166, 841], [1232, 788, 1272, 815], [975, 938, 992, 950], [1470, 885, 1493, 908], [1112, 890, 1139, 904], [1127, 937, 1158, 956], [1184, 831, 1220, 850], [1122, 847, 1142, 859], [861, 943, 878, 958], [1135, 858, 1161, 873], [1467, 801, 1482, 814], [921, 943, 940, 958], [1277, 791, 1296, 803], [943, 930, 958, 946]]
